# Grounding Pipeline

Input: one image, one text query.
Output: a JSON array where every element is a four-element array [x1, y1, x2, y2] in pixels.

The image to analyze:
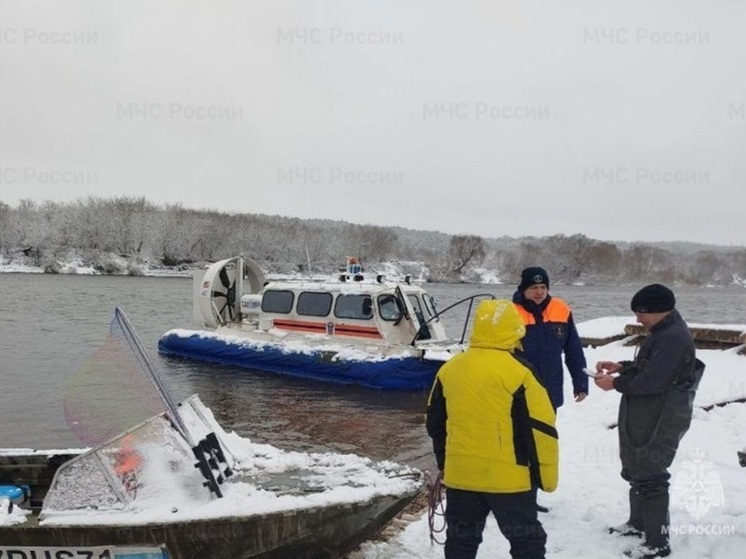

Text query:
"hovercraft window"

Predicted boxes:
[[423, 293, 439, 321], [408, 294, 432, 340], [261, 290, 294, 314], [407, 294, 423, 315], [297, 292, 333, 317], [378, 294, 401, 321], [334, 294, 373, 320]]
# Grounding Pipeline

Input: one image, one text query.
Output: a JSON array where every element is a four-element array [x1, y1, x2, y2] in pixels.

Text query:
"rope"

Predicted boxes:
[[425, 470, 447, 546]]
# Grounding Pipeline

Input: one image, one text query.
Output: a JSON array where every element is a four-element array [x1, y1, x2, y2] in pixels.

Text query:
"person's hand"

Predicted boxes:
[[594, 374, 616, 392], [596, 360, 622, 374], [574, 392, 587, 402]]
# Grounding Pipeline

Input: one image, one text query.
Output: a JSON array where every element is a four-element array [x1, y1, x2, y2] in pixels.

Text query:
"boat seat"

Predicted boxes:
[[0, 484, 30, 505]]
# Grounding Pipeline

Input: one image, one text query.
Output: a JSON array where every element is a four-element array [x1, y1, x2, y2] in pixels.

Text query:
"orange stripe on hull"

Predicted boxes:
[[272, 319, 383, 339], [333, 327, 383, 340], [273, 320, 326, 333]]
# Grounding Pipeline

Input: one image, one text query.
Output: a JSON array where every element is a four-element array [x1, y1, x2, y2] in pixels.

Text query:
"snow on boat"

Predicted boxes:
[[158, 256, 494, 390], [1, 309, 422, 559], [0, 397, 421, 559]]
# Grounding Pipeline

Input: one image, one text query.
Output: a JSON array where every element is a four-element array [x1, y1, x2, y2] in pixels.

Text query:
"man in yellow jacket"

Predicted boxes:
[[426, 299, 559, 559]]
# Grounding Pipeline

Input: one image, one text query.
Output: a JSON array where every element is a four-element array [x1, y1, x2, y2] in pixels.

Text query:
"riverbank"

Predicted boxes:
[[3, 251, 745, 289], [0, 252, 504, 284], [0, 251, 192, 277]]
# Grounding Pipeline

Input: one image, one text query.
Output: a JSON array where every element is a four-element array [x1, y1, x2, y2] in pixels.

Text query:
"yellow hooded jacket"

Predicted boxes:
[[426, 299, 559, 493]]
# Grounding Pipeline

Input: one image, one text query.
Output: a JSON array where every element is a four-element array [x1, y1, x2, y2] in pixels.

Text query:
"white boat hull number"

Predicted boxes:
[[0, 547, 166, 559]]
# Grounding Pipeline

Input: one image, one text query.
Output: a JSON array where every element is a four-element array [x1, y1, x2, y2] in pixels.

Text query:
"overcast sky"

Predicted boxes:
[[1, 1, 744, 246]]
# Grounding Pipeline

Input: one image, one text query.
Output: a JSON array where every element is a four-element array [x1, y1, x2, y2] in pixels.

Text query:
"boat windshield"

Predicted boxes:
[[41, 403, 213, 518]]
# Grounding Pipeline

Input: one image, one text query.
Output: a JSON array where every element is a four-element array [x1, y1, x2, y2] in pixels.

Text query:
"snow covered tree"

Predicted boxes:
[[449, 234, 486, 274]]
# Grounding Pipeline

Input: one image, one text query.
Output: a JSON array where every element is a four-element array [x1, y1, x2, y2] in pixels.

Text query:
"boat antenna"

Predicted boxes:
[[111, 307, 231, 497]]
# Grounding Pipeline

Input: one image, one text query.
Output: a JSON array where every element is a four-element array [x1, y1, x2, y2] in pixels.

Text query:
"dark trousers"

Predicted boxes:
[[622, 471, 671, 550], [445, 487, 547, 559]]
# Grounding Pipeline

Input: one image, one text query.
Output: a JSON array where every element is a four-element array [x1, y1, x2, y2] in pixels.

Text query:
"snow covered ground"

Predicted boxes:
[[353, 323, 746, 559], [0, 254, 192, 277]]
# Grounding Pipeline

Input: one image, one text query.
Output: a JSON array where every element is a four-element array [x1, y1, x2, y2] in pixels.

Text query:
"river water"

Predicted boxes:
[[1, 273, 744, 474]]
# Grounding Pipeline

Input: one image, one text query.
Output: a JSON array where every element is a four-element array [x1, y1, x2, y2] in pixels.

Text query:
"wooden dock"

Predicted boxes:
[[581, 324, 746, 353]]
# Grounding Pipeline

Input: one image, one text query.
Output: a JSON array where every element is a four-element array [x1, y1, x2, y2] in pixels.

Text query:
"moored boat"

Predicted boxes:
[[0, 396, 421, 559], [158, 256, 494, 390], [1, 308, 422, 559]]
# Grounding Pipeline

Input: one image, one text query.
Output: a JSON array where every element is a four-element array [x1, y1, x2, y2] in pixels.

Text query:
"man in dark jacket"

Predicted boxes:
[[512, 266, 588, 409], [513, 266, 588, 513], [594, 284, 705, 559]]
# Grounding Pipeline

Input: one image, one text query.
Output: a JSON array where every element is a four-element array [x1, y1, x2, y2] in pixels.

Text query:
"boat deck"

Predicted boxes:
[[0, 451, 78, 509]]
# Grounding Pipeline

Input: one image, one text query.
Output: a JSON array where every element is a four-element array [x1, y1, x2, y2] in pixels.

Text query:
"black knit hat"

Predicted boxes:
[[630, 284, 675, 313], [518, 267, 550, 292]]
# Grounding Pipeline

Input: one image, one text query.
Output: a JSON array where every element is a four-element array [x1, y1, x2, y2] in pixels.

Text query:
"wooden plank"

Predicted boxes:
[[623, 324, 745, 349], [582, 324, 746, 351]]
